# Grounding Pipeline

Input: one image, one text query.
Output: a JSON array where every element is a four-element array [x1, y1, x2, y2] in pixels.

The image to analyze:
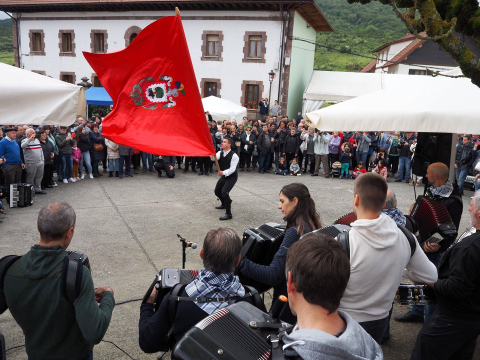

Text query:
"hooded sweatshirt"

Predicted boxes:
[[282, 310, 383, 360], [0, 245, 115, 360], [339, 214, 438, 322]]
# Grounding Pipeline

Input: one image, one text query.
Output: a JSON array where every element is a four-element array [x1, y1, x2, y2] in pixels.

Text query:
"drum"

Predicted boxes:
[[395, 282, 436, 306]]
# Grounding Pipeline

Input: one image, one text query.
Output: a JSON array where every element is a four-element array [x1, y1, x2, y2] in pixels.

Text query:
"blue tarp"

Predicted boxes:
[[85, 87, 113, 106]]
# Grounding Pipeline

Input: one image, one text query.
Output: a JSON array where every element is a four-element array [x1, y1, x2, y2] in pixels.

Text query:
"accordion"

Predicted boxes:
[[9, 183, 33, 208], [410, 196, 457, 245], [238, 222, 285, 293], [334, 212, 357, 226], [172, 301, 289, 360], [305, 224, 351, 240], [143, 268, 199, 311]]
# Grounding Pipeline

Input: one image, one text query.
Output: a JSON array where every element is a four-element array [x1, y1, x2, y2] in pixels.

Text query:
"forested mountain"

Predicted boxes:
[[0, 18, 13, 64], [314, 0, 407, 71]]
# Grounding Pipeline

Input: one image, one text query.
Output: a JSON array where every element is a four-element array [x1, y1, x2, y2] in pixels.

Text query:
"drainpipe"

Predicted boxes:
[[4, 11, 21, 67], [277, 6, 286, 103]]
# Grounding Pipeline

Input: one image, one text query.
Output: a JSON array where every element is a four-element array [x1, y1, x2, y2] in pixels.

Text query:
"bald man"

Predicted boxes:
[[381, 190, 406, 226], [396, 162, 463, 324], [21, 128, 45, 195]]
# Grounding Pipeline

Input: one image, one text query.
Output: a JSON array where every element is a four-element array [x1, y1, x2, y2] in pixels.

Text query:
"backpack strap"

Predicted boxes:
[[0, 255, 21, 291], [337, 232, 350, 259], [397, 224, 416, 258], [62, 252, 90, 303], [165, 283, 188, 350]]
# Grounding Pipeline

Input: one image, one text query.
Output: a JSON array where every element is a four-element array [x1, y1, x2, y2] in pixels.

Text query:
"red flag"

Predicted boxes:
[[83, 15, 214, 156]]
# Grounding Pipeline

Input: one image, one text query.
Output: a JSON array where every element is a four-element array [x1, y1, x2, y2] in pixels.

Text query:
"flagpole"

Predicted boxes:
[[175, 7, 180, 15]]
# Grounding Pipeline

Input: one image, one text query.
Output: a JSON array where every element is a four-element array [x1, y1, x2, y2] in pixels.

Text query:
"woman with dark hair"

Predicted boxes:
[[76, 125, 93, 179], [238, 183, 322, 323], [89, 123, 105, 177]]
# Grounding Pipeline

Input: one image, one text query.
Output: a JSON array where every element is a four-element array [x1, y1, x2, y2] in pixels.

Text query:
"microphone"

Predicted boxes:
[[185, 240, 197, 249]]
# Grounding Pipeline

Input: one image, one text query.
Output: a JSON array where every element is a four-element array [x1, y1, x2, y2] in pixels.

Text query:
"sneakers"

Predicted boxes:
[[76, 177, 81, 181], [80, 174, 85, 180], [68, 178, 76, 183], [89, 174, 94, 179], [394, 311, 424, 323], [63, 179, 68, 184], [51, 182, 58, 187]]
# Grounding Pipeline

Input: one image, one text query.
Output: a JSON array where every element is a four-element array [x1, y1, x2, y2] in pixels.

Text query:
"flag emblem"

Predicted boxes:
[[130, 75, 185, 110]]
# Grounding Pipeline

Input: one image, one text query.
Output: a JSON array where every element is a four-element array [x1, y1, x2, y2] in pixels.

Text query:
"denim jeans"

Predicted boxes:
[[258, 152, 271, 172], [398, 156, 411, 181], [275, 168, 288, 175], [141, 152, 153, 170], [357, 151, 368, 167], [475, 178, 480, 193], [92, 160, 99, 174], [60, 154, 73, 180], [411, 252, 443, 322], [108, 158, 119, 172], [80, 151, 93, 175], [455, 165, 468, 192], [119, 155, 131, 177]]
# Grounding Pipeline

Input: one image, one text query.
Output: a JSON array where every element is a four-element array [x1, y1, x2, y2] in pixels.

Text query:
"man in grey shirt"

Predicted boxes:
[[271, 100, 281, 116], [21, 128, 45, 195]]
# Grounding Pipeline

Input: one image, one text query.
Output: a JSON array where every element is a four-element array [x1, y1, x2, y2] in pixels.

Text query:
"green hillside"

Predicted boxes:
[[0, 18, 14, 65], [314, 0, 407, 72]]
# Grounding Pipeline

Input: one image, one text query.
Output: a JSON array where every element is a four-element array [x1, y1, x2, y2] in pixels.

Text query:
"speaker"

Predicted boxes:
[[412, 133, 452, 177]]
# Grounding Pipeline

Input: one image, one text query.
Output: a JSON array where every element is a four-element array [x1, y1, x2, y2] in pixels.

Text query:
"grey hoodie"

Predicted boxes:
[[282, 310, 383, 360]]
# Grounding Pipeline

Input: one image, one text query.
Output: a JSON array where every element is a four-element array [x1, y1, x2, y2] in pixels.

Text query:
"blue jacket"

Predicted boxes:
[[0, 138, 23, 167]]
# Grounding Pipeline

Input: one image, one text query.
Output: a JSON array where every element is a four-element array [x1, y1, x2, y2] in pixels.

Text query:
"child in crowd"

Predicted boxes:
[[72, 141, 82, 181], [339, 147, 352, 179], [275, 156, 288, 175], [290, 158, 301, 176], [373, 159, 388, 179], [352, 161, 367, 179]]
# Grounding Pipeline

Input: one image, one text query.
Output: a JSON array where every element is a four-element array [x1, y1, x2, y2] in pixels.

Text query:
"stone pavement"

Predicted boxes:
[[0, 168, 478, 360]]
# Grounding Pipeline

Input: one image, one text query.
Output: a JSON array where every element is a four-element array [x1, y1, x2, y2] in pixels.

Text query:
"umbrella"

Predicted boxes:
[[201, 96, 247, 122]]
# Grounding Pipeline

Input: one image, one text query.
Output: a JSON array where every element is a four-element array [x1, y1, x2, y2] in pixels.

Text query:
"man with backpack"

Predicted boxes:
[[338, 173, 438, 343], [0, 203, 115, 360]]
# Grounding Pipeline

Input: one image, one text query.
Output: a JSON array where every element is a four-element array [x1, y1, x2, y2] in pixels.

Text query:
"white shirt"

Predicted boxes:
[[216, 149, 239, 177], [244, 133, 251, 152]]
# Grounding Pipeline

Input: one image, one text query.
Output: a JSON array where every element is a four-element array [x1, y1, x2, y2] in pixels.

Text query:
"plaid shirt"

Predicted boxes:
[[429, 180, 454, 198], [185, 269, 245, 315], [382, 208, 406, 227]]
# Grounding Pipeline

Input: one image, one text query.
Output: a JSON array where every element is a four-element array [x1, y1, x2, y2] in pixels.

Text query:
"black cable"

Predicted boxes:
[[291, 36, 454, 72], [6, 344, 25, 352], [116, 298, 143, 306], [101, 340, 137, 360]]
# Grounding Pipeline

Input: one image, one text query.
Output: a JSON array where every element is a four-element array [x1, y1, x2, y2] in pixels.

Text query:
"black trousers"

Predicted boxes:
[[197, 157, 210, 173], [328, 153, 339, 171], [132, 154, 141, 170], [240, 152, 252, 169], [389, 155, 399, 174], [154, 162, 175, 178], [359, 316, 389, 344], [285, 153, 296, 171], [184, 157, 197, 171], [41, 163, 54, 187], [214, 172, 238, 215], [411, 309, 480, 360]]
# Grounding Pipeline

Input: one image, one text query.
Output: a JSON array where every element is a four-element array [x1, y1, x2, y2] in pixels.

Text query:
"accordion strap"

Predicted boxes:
[[170, 295, 246, 304]]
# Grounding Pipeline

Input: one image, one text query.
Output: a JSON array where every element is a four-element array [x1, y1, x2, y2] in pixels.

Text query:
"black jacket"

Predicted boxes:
[[283, 134, 300, 155], [139, 288, 257, 353], [257, 132, 273, 156], [274, 128, 287, 150], [258, 101, 269, 116], [241, 132, 256, 153], [398, 135, 416, 157], [40, 140, 54, 165], [455, 142, 473, 166], [77, 133, 91, 153], [435, 230, 480, 320]]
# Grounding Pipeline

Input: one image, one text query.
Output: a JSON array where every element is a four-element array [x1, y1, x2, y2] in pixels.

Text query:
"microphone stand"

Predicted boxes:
[[177, 234, 188, 269]]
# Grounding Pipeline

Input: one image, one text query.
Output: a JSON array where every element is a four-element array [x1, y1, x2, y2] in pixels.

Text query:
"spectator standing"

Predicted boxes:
[[301, 127, 315, 174], [396, 132, 415, 183], [312, 130, 330, 177], [240, 127, 255, 172], [21, 128, 46, 195], [132, 149, 141, 175], [55, 126, 75, 184], [105, 139, 120, 178], [388, 132, 400, 177], [378, 132, 392, 154], [44, 126, 59, 185], [339, 147, 352, 179], [454, 135, 473, 194], [141, 152, 154, 173], [258, 98, 269, 117], [0, 128, 25, 195], [71, 141, 82, 181], [270, 100, 281, 117], [355, 132, 371, 169], [89, 124, 105, 178], [76, 126, 93, 180], [257, 124, 272, 174], [39, 131, 55, 190], [118, 145, 132, 178], [327, 132, 341, 175], [283, 128, 300, 170], [273, 121, 287, 168]]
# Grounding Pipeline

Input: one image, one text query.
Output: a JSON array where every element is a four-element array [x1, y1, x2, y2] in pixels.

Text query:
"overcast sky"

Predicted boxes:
[[0, 12, 11, 20]]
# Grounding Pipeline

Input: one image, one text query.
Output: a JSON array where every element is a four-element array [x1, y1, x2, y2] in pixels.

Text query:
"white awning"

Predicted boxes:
[[201, 96, 247, 122]]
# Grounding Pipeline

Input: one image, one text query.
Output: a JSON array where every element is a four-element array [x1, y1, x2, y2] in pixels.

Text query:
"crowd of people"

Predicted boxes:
[[1, 169, 479, 359]]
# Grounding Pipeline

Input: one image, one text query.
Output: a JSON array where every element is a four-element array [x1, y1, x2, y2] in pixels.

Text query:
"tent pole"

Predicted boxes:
[[449, 133, 457, 183]]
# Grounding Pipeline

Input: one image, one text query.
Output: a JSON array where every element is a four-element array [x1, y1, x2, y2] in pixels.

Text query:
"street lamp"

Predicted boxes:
[[268, 70, 275, 115]]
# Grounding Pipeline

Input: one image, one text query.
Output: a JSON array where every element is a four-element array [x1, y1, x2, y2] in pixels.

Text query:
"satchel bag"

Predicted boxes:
[[93, 143, 104, 152]]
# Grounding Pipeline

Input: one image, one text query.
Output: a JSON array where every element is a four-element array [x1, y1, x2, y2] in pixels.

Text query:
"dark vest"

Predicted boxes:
[[219, 150, 237, 174]]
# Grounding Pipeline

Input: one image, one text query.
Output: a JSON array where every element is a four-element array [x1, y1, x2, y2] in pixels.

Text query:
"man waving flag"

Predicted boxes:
[[83, 12, 214, 156]]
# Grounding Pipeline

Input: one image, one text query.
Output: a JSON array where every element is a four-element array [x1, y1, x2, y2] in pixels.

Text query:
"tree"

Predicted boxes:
[[347, 0, 480, 87]]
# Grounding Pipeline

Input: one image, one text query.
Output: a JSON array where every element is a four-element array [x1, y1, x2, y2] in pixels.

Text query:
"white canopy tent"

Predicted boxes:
[[201, 96, 247, 122], [0, 63, 84, 126]]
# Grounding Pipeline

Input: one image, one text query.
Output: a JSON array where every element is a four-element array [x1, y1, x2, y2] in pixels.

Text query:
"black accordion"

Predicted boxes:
[[306, 224, 351, 240], [410, 196, 457, 246], [9, 183, 33, 208], [172, 301, 290, 360], [238, 222, 285, 293], [143, 268, 199, 311]]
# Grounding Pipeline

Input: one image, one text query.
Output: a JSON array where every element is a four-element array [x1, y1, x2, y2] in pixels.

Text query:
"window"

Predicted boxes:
[[93, 75, 103, 87], [201, 31, 223, 61], [409, 69, 427, 75], [62, 33, 72, 52], [205, 82, 217, 97], [61, 74, 74, 84], [124, 26, 142, 47], [32, 33, 42, 51], [94, 33, 104, 53], [243, 32, 266, 63], [129, 33, 138, 44], [206, 34, 219, 56], [249, 35, 262, 58], [246, 85, 259, 109]]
